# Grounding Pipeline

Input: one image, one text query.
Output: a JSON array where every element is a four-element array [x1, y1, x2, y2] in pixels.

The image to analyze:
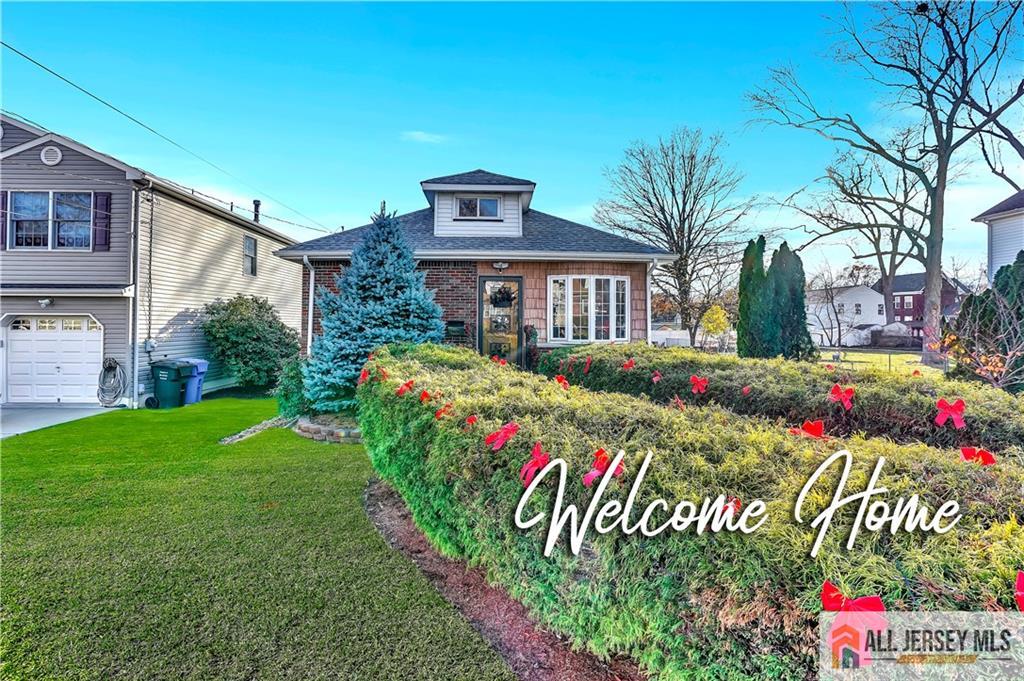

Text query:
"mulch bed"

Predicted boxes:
[[363, 478, 647, 681]]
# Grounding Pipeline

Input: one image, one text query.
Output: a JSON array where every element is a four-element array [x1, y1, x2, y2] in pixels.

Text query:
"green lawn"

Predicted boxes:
[[816, 348, 945, 376], [1, 399, 513, 680]]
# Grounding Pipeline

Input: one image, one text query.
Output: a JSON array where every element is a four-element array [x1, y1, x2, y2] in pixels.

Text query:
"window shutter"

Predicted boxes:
[[0, 191, 7, 250], [93, 192, 111, 251]]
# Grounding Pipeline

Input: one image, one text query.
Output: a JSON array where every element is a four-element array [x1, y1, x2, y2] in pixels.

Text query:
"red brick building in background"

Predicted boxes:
[[871, 272, 972, 339], [277, 170, 674, 365]]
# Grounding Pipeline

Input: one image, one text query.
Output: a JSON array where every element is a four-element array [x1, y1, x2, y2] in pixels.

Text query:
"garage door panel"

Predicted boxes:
[[5, 317, 102, 404]]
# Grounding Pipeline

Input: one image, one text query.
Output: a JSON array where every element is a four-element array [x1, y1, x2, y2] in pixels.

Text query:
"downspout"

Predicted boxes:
[[302, 255, 315, 355], [646, 258, 657, 345], [127, 183, 140, 408]]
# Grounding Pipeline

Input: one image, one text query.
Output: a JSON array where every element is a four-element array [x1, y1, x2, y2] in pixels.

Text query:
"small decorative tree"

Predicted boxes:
[[736, 236, 779, 358], [303, 204, 444, 412], [202, 294, 299, 387], [767, 242, 818, 361], [699, 304, 730, 350]]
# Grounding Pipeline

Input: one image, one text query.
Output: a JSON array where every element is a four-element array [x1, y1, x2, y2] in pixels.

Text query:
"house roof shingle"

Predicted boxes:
[[421, 169, 535, 186], [276, 207, 670, 259], [974, 189, 1024, 221]]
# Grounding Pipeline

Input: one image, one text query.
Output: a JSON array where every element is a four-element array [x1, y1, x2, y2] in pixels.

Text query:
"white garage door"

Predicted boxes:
[[5, 316, 103, 404]]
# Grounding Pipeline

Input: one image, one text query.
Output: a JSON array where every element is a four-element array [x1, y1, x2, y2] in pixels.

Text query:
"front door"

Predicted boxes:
[[478, 277, 523, 366]]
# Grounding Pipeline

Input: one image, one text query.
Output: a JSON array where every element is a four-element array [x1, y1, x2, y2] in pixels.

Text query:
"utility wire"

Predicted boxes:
[[1, 41, 333, 232]]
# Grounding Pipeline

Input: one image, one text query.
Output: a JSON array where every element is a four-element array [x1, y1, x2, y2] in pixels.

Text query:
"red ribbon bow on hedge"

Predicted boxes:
[[652, 370, 662, 384], [357, 368, 370, 385], [434, 402, 453, 420], [821, 579, 886, 612], [520, 441, 550, 488], [690, 375, 708, 394], [788, 420, 827, 440], [960, 446, 996, 466], [463, 414, 478, 431], [584, 356, 592, 374], [491, 355, 508, 366], [741, 385, 752, 396], [555, 374, 570, 390], [622, 358, 635, 371], [725, 496, 741, 516], [583, 448, 624, 487], [396, 380, 415, 396], [825, 364, 835, 371], [828, 384, 855, 411], [419, 390, 432, 403], [1016, 571, 1024, 611], [935, 398, 966, 429], [484, 422, 519, 451]]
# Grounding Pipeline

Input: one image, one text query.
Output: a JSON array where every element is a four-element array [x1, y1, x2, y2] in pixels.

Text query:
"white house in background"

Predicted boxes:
[[974, 188, 1024, 282], [805, 284, 885, 347]]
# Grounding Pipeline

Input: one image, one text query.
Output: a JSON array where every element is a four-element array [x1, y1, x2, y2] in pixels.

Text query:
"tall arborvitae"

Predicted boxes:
[[737, 236, 765, 357], [303, 204, 444, 412], [767, 241, 817, 361]]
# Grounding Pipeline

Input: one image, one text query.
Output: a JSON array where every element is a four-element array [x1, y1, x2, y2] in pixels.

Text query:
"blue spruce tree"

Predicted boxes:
[[303, 204, 444, 412]]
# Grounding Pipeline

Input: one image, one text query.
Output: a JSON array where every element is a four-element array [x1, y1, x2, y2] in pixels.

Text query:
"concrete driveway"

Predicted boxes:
[[1, 404, 111, 438]]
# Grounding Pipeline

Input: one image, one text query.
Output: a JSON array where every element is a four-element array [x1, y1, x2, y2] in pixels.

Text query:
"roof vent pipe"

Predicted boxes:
[[253, 199, 261, 223]]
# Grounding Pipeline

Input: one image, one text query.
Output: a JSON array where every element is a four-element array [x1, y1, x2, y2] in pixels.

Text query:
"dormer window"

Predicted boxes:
[[456, 196, 501, 220]]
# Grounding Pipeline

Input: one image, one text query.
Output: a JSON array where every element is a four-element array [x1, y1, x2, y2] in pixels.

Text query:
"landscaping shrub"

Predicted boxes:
[[537, 343, 1024, 453], [275, 356, 311, 417], [201, 294, 300, 386], [359, 344, 1024, 680]]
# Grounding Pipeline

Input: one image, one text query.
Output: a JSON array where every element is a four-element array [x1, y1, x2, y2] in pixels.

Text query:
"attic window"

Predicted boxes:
[[456, 196, 501, 220]]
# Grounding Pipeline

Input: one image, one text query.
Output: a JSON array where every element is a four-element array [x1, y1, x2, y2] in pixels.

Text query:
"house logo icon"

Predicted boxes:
[[830, 622, 862, 669]]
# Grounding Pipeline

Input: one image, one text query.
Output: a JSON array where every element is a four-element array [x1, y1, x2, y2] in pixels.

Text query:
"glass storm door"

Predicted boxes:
[[479, 277, 523, 366]]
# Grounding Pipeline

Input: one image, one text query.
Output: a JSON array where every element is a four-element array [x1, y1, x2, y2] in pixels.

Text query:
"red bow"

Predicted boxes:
[[789, 420, 827, 439], [671, 394, 686, 411], [555, 374, 570, 390], [741, 385, 752, 396], [357, 368, 370, 385], [491, 355, 508, 366], [690, 375, 708, 394], [465, 414, 478, 427], [725, 496, 741, 516], [960, 446, 996, 466], [622, 358, 635, 371], [484, 422, 520, 451], [434, 402, 453, 420], [396, 379, 415, 396], [821, 579, 886, 612], [419, 390, 432, 403], [584, 356, 592, 374], [583, 448, 624, 487], [651, 370, 662, 384], [520, 441, 550, 487], [935, 398, 966, 429], [828, 384, 855, 411], [1016, 571, 1023, 611], [825, 364, 835, 371]]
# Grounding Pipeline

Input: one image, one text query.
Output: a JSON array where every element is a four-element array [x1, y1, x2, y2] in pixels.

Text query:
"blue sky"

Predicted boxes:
[[2, 2, 1013, 274]]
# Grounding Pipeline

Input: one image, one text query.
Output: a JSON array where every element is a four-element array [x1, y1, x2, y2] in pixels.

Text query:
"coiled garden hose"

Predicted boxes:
[[97, 358, 128, 407]]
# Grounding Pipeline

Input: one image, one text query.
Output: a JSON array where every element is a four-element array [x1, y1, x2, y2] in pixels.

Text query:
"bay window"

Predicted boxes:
[[548, 275, 630, 342], [8, 190, 93, 250]]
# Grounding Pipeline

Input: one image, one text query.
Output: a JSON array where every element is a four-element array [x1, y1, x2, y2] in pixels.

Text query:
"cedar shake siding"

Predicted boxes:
[[300, 259, 649, 350]]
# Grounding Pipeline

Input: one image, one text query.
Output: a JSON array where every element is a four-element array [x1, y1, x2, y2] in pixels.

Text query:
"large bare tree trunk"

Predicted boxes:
[[878, 273, 896, 324], [922, 178, 946, 366]]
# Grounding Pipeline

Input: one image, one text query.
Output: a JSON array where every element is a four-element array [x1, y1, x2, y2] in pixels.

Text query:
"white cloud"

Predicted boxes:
[[400, 130, 448, 144]]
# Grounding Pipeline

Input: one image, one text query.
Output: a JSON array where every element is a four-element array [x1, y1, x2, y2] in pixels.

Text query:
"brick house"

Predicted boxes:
[[275, 170, 676, 364], [871, 272, 971, 339]]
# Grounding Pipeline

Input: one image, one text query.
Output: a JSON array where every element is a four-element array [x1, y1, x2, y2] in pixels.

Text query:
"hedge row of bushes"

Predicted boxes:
[[358, 344, 1024, 680], [537, 343, 1024, 453]]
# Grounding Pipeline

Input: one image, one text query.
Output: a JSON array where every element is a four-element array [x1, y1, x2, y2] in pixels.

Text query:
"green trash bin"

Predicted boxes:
[[150, 360, 191, 409]]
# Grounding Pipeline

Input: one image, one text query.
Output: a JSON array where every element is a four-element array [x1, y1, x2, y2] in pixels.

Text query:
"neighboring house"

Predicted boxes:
[[974, 188, 1024, 283], [806, 284, 885, 347], [276, 170, 675, 363], [870, 272, 970, 339], [0, 114, 302, 407]]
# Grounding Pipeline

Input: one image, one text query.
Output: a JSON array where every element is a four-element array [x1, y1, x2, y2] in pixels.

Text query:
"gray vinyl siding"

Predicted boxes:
[[0, 295, 131, 374], [433, 191, 522, 236], [1, 121, 41, 152], [0, 141, 133, 285], [135, 188, 302, 395]]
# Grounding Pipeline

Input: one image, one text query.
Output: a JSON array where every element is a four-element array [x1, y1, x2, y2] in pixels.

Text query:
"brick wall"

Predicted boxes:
[[301, 258, 650, 352]]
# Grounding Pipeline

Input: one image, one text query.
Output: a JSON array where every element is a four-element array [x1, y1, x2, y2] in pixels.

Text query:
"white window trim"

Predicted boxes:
[[546, 274, 630, 343], [7, 190, 94, 252], [453, 195, 503, 221]]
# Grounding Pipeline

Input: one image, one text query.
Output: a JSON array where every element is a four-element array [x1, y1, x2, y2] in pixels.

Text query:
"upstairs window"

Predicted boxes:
[[8, 191, 92, 250], [877, 304, 884, 315], [456, 196, 501, 219], [548, 275, 629, 342], [854, 303, 862, 315], [243, 235, 257, 276]]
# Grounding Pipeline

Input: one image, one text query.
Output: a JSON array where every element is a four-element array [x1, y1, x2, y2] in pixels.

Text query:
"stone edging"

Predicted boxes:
[[220, 416, 295, 445], [293, 417, 362, 444]]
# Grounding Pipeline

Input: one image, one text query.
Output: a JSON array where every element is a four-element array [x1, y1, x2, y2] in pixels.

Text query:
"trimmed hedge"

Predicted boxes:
[[359, 344, 1024, 680], [537, 343, 1024, 454]]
